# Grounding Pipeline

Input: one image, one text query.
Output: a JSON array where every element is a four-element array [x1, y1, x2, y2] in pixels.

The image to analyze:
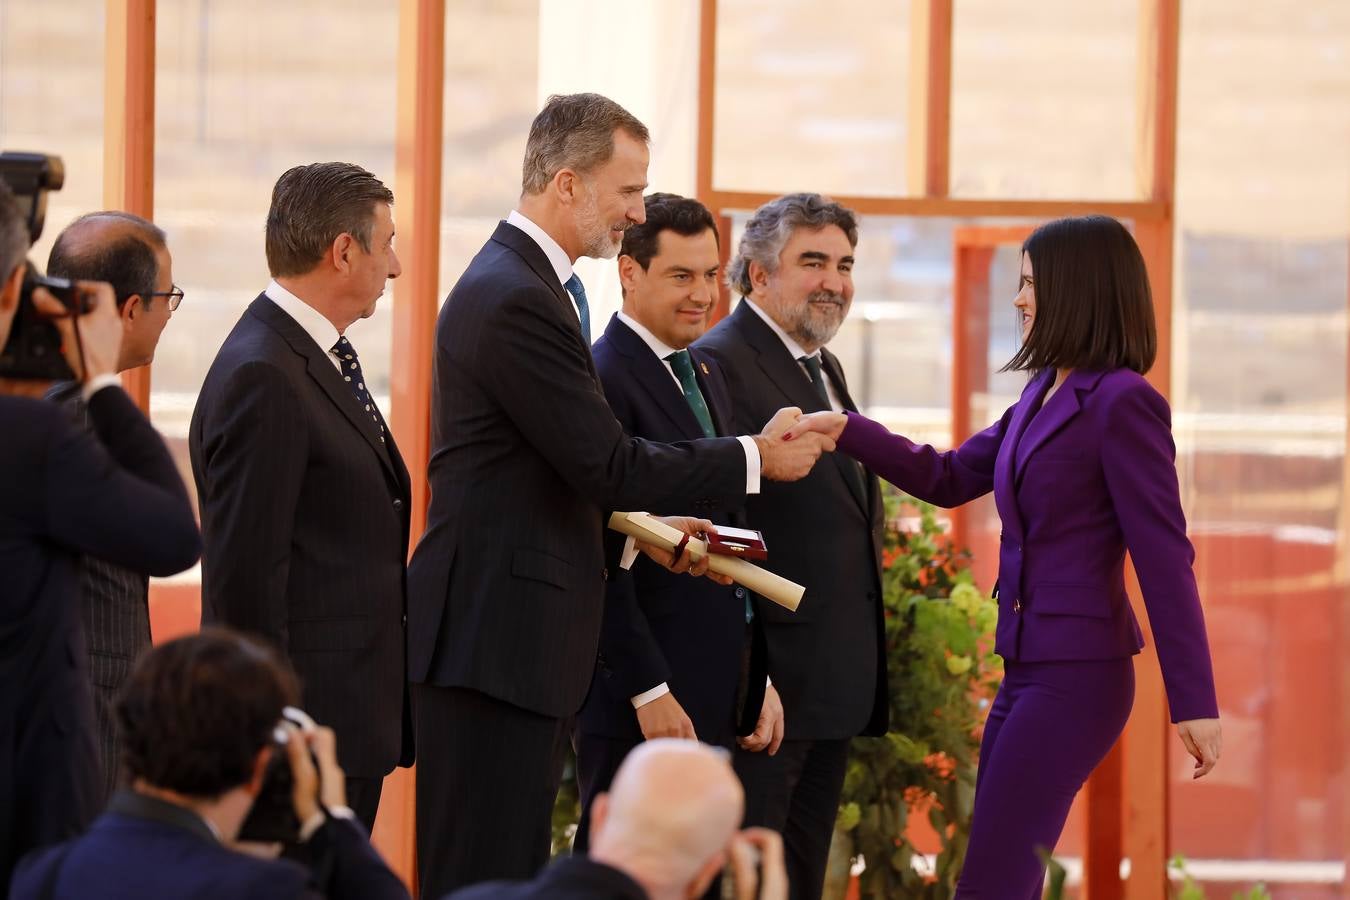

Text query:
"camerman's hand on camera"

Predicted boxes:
[[31, 279, 120, 381], [284, 722, 348, 826], [726, 827, 788, 900]]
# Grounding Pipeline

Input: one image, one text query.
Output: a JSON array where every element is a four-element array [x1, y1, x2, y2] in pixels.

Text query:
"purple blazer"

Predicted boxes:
[[837, 367, 1219, 723]]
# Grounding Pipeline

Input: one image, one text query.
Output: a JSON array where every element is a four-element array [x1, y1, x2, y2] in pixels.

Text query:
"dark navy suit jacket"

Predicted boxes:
[[837, 367, 1219, 722], [446, 856, 647, 900], [11, 791, 409, 900], [0, 389, 199, 889], [579, 314, 766, 745]]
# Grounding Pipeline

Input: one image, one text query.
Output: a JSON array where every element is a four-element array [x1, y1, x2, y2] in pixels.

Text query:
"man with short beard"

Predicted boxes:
[[407, 95, 830, 896], [695, 193, 889, 900]]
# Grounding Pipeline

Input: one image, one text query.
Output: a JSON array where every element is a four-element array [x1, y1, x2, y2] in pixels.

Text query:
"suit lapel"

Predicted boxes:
[[249, 295, 400, 484], [819, 350, 869, 513], [690, 347, 732, 437], [1013, 369, 1105, 485], [731, 302, 825, 413], [605, 316, 708, 439], [490, 221, 591, 352], [994, 369, 1053, 537]]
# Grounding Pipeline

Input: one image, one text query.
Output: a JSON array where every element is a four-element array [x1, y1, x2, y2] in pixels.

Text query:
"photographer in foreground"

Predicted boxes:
[[0, 180, 200, 889], [11, 629, 410, 900]]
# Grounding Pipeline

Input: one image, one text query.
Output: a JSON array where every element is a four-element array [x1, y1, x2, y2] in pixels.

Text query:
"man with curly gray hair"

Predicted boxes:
[[695, 192, 888, 900]]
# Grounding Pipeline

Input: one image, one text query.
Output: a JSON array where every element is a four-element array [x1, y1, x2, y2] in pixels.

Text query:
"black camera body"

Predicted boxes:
[[236, 706, 321, 844], [0, 150, 87, 381]]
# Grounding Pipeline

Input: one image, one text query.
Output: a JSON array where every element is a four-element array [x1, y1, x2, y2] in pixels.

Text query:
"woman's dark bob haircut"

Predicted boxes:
[[1003, 215, 1156, 375]]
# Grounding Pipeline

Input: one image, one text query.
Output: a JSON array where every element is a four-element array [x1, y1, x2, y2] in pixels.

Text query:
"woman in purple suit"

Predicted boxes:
[[783, 215, 1222, 898]]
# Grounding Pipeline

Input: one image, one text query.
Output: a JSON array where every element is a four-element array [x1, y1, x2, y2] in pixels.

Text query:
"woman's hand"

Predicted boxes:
[[782, 411, 847, 444], [1176, 718, 1221, 779]]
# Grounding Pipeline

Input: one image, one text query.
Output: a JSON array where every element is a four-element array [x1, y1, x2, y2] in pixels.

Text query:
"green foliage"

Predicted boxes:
[[838, 489, 1002, 898], [1039, 854, 1274, 900]]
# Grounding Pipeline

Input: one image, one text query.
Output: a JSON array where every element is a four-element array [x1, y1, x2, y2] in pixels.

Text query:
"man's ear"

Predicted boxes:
[[686, 850, 726, 899], [617, 255, 642, 295], [245, 745, 273, 797], [554, 168, 580, 207], [0, 261, 24, 313], [121, 294, 142, 325], [587, 792, 609, 849], [748, 259, 771, 294], [331, 234, 354, 273]]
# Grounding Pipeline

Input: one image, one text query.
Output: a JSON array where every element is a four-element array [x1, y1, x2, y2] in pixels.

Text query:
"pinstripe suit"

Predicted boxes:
[[190, 294, 413, 828], [407, 221, 751, 895], [47, 384, 154, 809]]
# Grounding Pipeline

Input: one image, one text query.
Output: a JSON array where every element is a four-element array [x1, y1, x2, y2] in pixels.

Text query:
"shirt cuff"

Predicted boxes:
[[619, 535, 640, 570], [81, 374, 123, 403], [299, 805, 358, 842], [631, 682, 671, 709], [737, 435, 761, 495]]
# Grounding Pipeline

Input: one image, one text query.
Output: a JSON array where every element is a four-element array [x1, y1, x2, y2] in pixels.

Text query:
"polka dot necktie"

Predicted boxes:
[[331, 336, 385, 442]]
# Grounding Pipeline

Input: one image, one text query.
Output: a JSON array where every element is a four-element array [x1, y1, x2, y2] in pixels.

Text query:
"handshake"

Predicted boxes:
[[753, 407, 847, 482]]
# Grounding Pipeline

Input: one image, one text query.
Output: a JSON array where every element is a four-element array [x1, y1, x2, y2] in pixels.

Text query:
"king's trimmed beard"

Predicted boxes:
[[576, 184, 624, 260]]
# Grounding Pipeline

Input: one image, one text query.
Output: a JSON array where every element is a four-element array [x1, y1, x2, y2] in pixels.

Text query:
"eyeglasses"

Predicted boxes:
[[149, 285, 185, 312]]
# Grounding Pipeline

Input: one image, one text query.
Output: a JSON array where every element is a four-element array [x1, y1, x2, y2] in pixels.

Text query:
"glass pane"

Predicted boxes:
[[0, 0, 105, 262], [150, 0, 400, 605], [713, 0, 911, 197], [1172, 0, 1349, 895], [438, 0, 540, 304], [950, 0, 1137, 199]]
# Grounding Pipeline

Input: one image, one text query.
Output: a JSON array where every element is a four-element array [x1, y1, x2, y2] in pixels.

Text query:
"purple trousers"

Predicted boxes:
[[956, 657, 1135, 899]]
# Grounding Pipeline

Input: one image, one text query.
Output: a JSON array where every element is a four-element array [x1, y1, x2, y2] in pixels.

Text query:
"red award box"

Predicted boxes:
[[702, 525, 768, 561]]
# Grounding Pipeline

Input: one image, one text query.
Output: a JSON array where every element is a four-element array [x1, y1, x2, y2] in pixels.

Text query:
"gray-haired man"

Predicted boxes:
[[406, 93, 829, 895], [695, 193, 889, 900]]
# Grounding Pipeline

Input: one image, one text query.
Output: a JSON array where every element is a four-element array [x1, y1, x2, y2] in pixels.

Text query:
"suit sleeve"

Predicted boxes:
[[834, 405, 1013, 508], [306, 817, 411, 900], [475, 288, 746, 512], [590, 381, 675, 701], [1099, 383, 1219, 723], [42, 387, 200, 575], [195, 362, 308, 649]]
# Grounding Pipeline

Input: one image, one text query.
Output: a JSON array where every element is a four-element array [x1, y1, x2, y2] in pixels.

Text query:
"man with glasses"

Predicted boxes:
[[45, 210, 182, 808]]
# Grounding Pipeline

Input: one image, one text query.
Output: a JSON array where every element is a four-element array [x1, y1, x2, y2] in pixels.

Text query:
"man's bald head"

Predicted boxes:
[[589, 740, 744, 899], [48, 211, 166, 310]]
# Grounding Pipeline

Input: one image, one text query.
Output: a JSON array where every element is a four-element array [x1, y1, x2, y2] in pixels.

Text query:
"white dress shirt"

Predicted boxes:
[[742, 298, 844, 412], [265, 279, 345, 373]]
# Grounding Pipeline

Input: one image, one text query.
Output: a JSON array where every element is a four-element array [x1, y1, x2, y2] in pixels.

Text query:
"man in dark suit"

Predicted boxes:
[[11, 630, 409, 900], [574, 193, 783, 855], [45, 210, 182, 806], [448, 740, 786, 900], [0, 182, 201, 889], [190, 163, 413, 829], [407, 94, 828, 896], [695, 193, 888, 900]]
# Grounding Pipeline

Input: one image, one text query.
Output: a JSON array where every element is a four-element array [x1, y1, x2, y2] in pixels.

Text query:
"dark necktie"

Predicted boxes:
[[665, 350, 716, 438], [331, 336, 385, 443], [564, 273, 591, 344], [798, 354, 832, 410], [799, 353, 866, 499]]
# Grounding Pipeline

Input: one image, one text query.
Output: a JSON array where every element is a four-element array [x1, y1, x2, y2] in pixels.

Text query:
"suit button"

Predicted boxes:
[[393, 498, 404, 512], [602, 567, 610, 581], [734, 587, 746, 599], [867, 591, 877, 602], [401, 613, 408, 627]]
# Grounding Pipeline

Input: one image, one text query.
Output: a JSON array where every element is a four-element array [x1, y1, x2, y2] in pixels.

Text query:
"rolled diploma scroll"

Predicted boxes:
[[607, 511, 803, 612]]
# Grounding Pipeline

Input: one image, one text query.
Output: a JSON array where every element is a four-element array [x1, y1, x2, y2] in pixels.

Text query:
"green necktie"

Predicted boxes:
[[666, 350, 716, 438], [667, 349, 754, 623]]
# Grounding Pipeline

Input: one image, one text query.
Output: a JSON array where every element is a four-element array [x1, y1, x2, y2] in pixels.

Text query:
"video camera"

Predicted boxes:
[[0, 151, 95, 380]]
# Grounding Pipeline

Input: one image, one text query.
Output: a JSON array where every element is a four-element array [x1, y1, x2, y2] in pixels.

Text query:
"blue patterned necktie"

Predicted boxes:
[[564, 273, 591, 344], [331, 336, 385, 443]]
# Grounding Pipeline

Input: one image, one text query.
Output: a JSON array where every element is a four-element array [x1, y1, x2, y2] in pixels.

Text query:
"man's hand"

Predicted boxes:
[[726, 827, 788, 900], [636, 516, 734, 586], [1177, 718, 1222, 779], [635, 692, 697, 741], [737, 683, 784, 755], [755, 407, 834, 481], [286, 721, 348, 826], [31, 280, 121, 381]]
